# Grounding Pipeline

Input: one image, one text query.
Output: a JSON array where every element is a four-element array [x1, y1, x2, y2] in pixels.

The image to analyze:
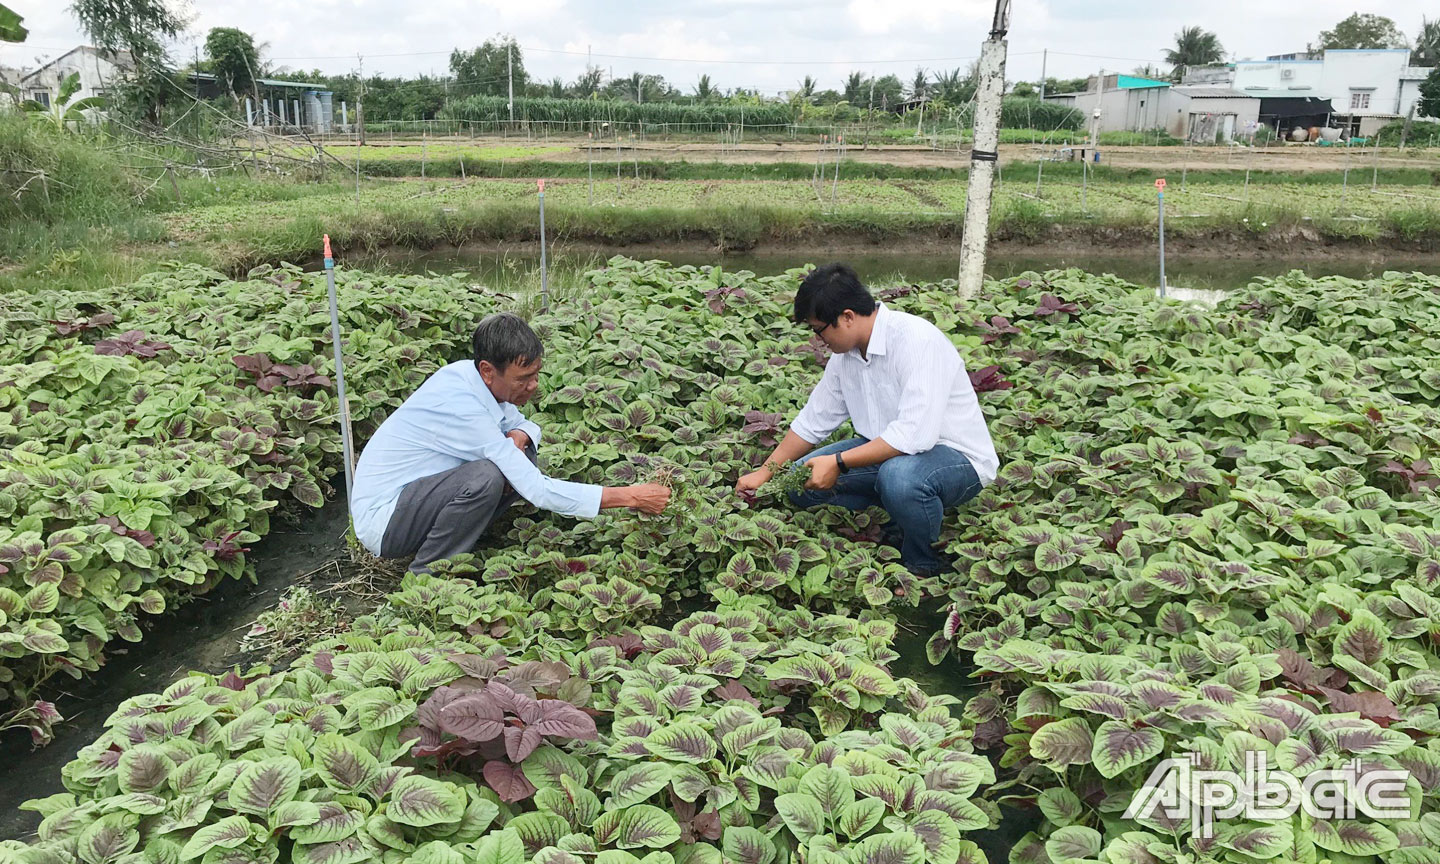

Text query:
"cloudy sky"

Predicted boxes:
[[3, 0, 1430, 93]]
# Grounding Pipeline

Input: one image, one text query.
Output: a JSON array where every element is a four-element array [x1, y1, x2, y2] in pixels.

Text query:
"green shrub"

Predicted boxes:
[[438, 96, 794, 133], [1376, 118, 1440, 147], [1096, 128, 1182, 146], [0, 114, 138, 225]]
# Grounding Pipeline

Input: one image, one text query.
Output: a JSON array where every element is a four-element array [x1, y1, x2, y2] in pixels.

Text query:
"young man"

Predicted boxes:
[[735, 264, 999, 575], [352, 312, 670, 573]]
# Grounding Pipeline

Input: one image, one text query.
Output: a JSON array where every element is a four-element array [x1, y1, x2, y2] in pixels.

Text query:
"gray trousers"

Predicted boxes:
[[379, 444, 536, 573]]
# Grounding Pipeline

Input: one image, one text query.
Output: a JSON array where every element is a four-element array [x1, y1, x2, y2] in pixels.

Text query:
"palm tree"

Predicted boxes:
[[1414, 17, 1440, 66], [930, 66, 976, 105], [694, 74, 715, 102], [1164, 26, 1225, 74], [796, 75, 816, 102], [842, 71, 866, 104], [908, 67, 928, 100]]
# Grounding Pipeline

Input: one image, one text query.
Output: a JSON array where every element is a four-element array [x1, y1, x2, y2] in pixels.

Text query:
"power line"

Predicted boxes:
[[1044, 50, 1163, 65], [268, 44, 1044, 65]]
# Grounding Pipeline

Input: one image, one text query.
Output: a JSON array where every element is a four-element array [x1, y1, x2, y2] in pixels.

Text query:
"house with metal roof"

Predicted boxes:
[[186, 71, 336, 132], [1042, 72, 1260, 141], [17, 45, 132, 110], [1200, 49, 1434, 138]]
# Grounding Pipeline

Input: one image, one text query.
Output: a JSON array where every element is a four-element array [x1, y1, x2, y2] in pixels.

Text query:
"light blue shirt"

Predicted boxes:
[[350, 360, 603, 554]]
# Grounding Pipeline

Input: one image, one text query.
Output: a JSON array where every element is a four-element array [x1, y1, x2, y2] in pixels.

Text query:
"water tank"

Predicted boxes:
[[304, 91, 323, 131], [318, 92, 334, 133]]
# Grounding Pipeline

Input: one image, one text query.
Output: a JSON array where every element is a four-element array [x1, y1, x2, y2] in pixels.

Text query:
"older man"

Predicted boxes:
[[735, 264, 999, 575], [352, 312, 670, 573]]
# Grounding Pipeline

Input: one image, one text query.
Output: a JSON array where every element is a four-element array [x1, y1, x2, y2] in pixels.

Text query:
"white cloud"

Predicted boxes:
[[845, 0, 991, 36]]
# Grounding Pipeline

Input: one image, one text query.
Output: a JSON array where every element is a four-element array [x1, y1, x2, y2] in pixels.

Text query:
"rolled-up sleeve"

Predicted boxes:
[[431, 414, 600, 518], [790, 357, 850, 445], [879, 337, 959, 454]]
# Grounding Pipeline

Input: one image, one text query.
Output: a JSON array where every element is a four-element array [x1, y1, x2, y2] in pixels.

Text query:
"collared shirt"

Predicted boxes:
[[350, 360, 603, 554], [790, 303, 1000, 485]]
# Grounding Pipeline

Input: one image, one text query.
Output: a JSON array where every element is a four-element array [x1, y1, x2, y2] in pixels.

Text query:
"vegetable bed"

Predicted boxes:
[[3, 259, 1440, 864]]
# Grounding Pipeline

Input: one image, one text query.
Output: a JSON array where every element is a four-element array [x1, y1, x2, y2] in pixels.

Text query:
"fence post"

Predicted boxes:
[[1243, 144, 1253, 203], [1341, 140, 1352, 209]]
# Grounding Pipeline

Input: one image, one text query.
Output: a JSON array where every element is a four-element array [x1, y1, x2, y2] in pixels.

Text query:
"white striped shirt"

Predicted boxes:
[[790, 304, 999, 485]]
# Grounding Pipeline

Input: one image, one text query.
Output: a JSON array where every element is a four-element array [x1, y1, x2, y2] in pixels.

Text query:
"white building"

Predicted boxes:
[[17, 45, 132, 109], [1231, 49, 1433, 136], [1043, 74, 1260, 142]]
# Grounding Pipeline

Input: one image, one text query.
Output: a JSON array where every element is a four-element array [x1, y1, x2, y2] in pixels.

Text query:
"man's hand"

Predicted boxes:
[[506, 429, 531, 451], [626, 483, 672, 514], [804, 455, 840, 491], [734, 466, 773, 495]]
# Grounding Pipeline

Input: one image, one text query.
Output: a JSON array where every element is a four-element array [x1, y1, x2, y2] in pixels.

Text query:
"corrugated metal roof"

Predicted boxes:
[[1174, 86, 1254, 99], [1241, 89, 1326, 99]]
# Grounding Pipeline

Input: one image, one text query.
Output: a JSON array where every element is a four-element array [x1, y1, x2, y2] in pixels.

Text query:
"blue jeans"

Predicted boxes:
[[789, 437, 983, 572]]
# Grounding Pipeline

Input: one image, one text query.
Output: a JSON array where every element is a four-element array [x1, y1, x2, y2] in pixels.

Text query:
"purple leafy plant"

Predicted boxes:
[[1379, 459, 1439, 494], [96, 516, 156, 549], [407, 658, 599, 803], [1033, 294, 1080, 319], [741, 410, 787, 448], [976, 315, 1021, 344], [233, 352, 333, 394], [52, 312, 116, 336], [703, 285, 749, 314], [968, 365, 1015, 393], [203, 531, 250, 561], [95, 330, 170, 357]]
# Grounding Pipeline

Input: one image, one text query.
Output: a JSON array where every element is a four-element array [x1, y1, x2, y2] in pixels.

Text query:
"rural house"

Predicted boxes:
[[17, 45, 132, 109]]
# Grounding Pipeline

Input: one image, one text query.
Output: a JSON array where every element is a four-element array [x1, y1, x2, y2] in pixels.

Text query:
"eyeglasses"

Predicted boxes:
[[809, 321, 832, 337]]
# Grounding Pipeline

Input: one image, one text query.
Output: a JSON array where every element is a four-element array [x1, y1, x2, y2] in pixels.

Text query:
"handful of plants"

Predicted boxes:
[[743, 459, 813, 503]]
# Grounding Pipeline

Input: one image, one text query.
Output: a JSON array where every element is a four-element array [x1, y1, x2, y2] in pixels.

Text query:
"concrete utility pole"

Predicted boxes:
[[957, 0, 1011, 298], [507, 44, 515, 123], [1038, 49, 1047, 99], [1400, 102, 1416, 150]]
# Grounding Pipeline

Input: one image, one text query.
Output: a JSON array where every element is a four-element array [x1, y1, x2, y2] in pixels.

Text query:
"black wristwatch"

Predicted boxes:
[[835, 452, 850, 474]]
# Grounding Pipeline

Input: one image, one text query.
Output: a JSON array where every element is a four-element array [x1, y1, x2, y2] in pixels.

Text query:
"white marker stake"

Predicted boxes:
[[538, 180, 549, 313], [1155, 178, 1167, 298], [323, 235, 357, 509]]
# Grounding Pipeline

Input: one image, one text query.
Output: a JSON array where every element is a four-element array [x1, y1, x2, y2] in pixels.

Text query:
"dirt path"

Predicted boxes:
[[311, 134, 1440, 174]]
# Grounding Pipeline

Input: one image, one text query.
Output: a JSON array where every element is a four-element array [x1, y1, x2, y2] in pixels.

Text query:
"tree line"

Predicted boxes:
[[24, 2, 1440, 128]]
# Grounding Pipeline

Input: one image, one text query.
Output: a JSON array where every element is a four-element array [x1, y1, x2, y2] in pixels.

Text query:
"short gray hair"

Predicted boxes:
[[471, 312, 544, 372]]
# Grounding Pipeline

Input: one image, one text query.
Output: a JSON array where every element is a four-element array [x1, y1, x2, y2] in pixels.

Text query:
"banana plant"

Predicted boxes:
[[23, 71, 106, 130], [0, 3, 25, 42]]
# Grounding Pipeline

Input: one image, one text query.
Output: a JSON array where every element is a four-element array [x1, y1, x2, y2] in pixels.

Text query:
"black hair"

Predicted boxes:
[[472, 312, 545, 372], [793, 263, 877, 326]]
